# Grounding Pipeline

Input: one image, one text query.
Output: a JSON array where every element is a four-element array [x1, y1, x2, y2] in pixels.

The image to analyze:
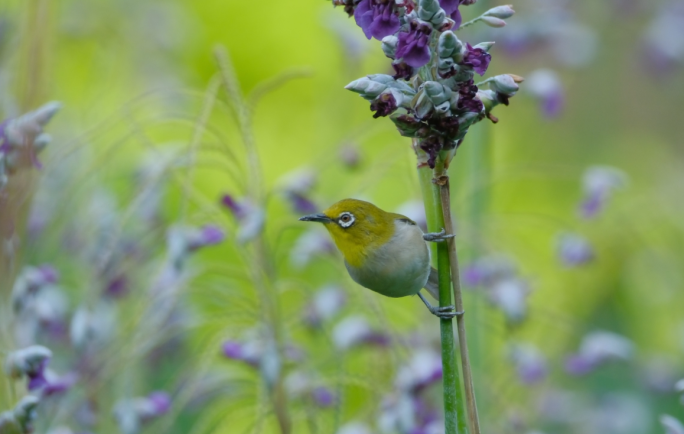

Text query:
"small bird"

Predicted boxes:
[[299, 198, 459, 319]]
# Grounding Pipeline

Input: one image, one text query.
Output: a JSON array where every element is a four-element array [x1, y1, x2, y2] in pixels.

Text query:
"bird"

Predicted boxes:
[[299, 198, 459, 319]]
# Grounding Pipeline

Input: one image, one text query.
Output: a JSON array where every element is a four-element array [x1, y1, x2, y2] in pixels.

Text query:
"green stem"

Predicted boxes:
[[418, 158, 466, 434]]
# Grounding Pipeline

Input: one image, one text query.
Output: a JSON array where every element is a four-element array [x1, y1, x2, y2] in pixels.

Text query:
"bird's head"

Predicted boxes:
[[299, 198, 394, 266]]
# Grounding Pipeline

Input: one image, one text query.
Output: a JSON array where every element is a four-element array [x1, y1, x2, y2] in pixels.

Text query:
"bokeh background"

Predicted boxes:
[[1, 0, 684, 433]]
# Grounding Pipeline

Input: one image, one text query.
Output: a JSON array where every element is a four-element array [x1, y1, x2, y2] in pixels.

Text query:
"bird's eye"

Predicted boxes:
[[337, 212, 355, 228]]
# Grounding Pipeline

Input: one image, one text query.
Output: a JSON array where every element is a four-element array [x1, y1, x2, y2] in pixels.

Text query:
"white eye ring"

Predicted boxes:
[[337, 212, 355, 228]]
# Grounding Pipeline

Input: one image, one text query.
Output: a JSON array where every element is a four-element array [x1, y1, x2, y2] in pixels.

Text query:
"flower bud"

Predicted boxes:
[[4, 345, 52, 379], [483, 5, 515, 19], [381, 35, 398, 59], [423, 81, 453, 106], [412, 90, 434, 120], [13, 395, 39, 432], [345, 77, 387, 99], [489, 74, 519, 95], [417, 0, 442, 22], [480, 16, 506, 27], [438, 31, 464, 62], [0, 412, 21, 434], [390, 114, 423, 137]]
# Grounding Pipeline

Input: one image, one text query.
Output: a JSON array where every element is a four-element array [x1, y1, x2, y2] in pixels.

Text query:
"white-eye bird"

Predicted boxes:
[[299, 198, 459, 319]]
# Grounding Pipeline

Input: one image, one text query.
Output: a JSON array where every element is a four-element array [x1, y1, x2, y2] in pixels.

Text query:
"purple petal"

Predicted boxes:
[[148, 391, 172, 415], [311, 387, 336, 408], [354, 0, 374, 39], [565, 354, 597, 376], [369, 3, 400, 40], [450, 7, 463, 29], [222, 341, 243, 360], [439, 0, 460, 15], [200, 225, 224, 245], [541, 90, 565, 118]]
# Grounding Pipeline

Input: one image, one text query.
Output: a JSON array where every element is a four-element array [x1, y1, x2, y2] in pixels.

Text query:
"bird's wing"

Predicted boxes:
[[389, 213, 417, 225], [424, 266, 440, 300]]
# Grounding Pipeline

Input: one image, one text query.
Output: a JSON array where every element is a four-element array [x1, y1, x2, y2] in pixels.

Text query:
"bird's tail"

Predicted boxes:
[[423, 266, 440, 300]]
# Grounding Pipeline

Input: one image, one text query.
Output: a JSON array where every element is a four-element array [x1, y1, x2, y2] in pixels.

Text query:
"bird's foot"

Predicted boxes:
[[423, 228, 455, 242], [429, 305, 464, 320]]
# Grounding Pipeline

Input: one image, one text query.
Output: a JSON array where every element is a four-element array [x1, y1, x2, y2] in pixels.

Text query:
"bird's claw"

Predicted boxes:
[[423, 228, 455, 243], [429, 305, 464, 320]]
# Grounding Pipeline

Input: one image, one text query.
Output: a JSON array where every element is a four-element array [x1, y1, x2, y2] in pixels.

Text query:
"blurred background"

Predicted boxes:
[[1, 0, 684, 433]]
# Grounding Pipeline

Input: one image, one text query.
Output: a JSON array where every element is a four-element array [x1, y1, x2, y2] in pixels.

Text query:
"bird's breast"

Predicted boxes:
[[345, 220, 430, 298]]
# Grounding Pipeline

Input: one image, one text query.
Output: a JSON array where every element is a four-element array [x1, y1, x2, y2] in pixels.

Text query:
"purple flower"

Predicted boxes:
[[565, 331, 634, 376], [42, 372, 78, 397], [354, 0, 400, 40], [370, 92, 398, 118], [105, 274, 129, 298], [188, 225, 225, 250], [510, 344, 548, 384], [147, 391, 172, 416], [457, 80, 484, 113], [392, 61, 414, 80], [286, 192, 317, 214], [27, 359, 49, 390], [311, 386, 336, 407], [463, 43, 491, 76], [221, 340, 260, 366], [220, 194, 249, 220], [578, 166, 626, 219], [526, 69, 565, 118], [396, 21, 433, 68], [439, 0, 463, 29], [557, 233, 594, 267]]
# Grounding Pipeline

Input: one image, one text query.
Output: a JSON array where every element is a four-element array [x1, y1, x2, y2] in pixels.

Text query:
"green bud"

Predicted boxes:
[[483, 5, 515, 19], [423, 81, 453, 106], [418, 0, 441, 21], [438, 31, 463, 58], [480, 16, 506, 28], [0, 412, 21, 434], [489, 74, 519, 94], [367, 74, 396, 85], [413, 90, 434, 120], [382, 35, 398, 58], [434, 101, 451, 116], [33, 133, 51, 154], [345, 77, 387, 99], [13, 395, 39, 431]]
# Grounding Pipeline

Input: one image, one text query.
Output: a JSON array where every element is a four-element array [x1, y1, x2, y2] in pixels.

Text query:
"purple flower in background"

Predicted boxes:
[[463, 43, 491, 76], [221, 340, 260, 366], [304, 286, 347, 327], [578, 166, 626, 219], [42, 372, 78, 397], [146, 391, 172, 417], [660, 415, 684, 434], [189, 225, 225, 249], [396, 350, 443, 393], [526, 69, 565, 118], [332, 316, 390, 350], [565, 331, 634, 376], [396, 21, 433, 68], [286, 191, 317, 214], [105, 274, 129, 298], [354, 0, 400, 40], [27, 359, 49, 390], [220, 194, 250, 220], [557, 233, 594, 267], [509, 343, 548, 384], [311, 386, 337, 408]]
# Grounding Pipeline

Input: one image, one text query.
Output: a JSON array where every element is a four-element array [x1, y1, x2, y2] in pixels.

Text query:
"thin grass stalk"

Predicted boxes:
[[434, 165, 481, 434], [417, 157, 466, 434]]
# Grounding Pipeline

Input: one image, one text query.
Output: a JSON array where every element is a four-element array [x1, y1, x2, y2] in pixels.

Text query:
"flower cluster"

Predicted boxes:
[[335, 0, 522, 168], [0, 102, 61, 192]]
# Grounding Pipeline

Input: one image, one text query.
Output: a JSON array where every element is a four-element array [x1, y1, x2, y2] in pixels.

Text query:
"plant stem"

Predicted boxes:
[[417, 156, 466, 434], [434, 166, 482, 434]]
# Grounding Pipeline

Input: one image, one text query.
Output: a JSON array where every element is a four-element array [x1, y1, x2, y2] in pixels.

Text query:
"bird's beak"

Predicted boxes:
[[299, 213, 332, 223]]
